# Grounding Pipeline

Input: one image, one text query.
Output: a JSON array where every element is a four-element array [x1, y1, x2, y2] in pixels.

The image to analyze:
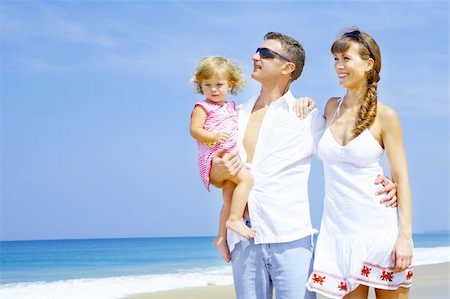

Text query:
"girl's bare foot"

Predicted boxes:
[[226, 219, 256, 239], [213, 236, 231, 263]]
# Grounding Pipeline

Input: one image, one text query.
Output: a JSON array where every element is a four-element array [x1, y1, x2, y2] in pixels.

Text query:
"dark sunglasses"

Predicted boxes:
[[256, 47, 290, 62], [343, 30, 374, 58]]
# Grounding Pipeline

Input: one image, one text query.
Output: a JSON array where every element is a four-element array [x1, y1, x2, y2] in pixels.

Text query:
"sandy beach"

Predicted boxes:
[[124, 262, 449, 299]]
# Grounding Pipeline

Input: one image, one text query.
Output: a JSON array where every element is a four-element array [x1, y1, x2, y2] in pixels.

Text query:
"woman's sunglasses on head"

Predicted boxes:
[[343, 30, 374, 58], [256, 47, 290, 62]]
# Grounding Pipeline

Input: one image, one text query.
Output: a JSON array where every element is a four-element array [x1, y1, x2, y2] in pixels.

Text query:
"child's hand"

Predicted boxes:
[[293, 96, 316, 119], [214, 131, 230, 144]]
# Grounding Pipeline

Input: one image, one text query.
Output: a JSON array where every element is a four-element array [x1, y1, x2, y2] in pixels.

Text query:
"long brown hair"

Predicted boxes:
[[331, 28, 381, 137]]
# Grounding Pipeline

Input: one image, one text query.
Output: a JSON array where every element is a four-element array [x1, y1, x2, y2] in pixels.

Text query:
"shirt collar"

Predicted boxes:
[[243, 90, 293, 112], [271, 90, 293, 110]]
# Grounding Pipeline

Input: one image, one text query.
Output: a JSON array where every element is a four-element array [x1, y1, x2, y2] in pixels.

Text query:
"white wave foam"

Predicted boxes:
[[413, 246, 450, 266], [1, 247, 449, 299], [0, 266, 233, 299]]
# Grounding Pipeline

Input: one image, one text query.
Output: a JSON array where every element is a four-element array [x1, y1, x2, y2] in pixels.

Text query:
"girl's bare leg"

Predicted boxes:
[[344, 285, 369, 299], [214, 180, 234, 262], [226, 167, 255, 238], [375, 287, 409, 299]]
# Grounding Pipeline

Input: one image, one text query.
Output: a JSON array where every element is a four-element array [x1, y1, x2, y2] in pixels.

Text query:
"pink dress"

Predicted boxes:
[[194, 100, 238, 191]]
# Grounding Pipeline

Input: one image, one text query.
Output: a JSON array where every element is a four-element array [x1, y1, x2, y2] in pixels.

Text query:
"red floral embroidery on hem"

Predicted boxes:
[[312, 273, 326, 285], [406, 270, 413, 280], [363, 261, 414, 272], [338, 281, 347, 291], [380, 270, 394, 282], [361, 265, 372, 277]]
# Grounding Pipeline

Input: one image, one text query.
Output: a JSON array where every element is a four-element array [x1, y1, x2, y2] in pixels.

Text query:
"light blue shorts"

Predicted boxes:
[[231, 229, 316, 299]]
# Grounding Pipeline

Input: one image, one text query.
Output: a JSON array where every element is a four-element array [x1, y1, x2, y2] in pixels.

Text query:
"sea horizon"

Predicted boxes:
[[2, 230, 450, 243]]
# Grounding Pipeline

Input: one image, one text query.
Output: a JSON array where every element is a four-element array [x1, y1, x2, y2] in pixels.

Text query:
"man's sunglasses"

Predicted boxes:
[[256, 47, 290, 62], [343, 30, 374, 58]]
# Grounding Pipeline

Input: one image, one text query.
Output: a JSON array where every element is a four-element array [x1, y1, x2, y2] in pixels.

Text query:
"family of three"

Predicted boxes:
[[190, 29, 413, 299]]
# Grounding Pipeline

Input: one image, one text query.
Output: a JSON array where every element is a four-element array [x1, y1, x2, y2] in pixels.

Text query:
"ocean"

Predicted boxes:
[[1, 234, 449, 299]]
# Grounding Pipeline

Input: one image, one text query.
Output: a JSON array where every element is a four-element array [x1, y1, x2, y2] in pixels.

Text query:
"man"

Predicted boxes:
[[210, 32, 397, 299]]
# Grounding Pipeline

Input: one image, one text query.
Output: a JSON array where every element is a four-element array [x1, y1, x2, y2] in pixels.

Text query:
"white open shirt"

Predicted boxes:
[[228, 90, 325, 252]]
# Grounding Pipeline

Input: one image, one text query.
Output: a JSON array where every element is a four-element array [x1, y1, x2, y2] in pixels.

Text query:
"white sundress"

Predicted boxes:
[[306, 98, 413, 298]]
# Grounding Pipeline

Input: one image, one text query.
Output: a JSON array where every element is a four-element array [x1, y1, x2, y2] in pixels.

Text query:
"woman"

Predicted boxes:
[[306, 28, 413, 299]]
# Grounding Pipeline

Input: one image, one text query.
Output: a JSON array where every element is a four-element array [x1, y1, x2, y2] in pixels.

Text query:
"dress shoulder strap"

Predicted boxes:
[[195, 100, 217, 115], [328, 97, 344, 126]]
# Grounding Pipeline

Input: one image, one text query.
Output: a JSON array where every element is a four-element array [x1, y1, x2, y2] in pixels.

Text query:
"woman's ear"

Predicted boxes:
[[365, 58, 375, 72]]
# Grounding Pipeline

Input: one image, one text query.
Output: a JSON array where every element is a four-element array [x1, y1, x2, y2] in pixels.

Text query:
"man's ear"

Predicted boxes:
[[282, 62, 296, 76]]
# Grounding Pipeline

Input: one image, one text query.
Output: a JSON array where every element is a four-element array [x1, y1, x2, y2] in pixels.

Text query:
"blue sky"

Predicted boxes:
[[1, 0, 448, 241]]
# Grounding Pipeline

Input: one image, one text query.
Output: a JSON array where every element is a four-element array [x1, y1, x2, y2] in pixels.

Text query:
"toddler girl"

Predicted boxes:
[[190, 56, 255, 261]]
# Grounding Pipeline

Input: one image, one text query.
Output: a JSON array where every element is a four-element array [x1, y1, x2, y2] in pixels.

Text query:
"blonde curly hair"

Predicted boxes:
[[191, 56, 245, 96]]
